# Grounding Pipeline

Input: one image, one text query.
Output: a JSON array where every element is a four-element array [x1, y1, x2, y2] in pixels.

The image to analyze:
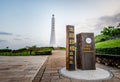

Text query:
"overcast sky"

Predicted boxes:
[[0, 0, 120, 49]]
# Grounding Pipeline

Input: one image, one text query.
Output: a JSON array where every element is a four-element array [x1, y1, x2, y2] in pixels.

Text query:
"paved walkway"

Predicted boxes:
[[0, 51, 120, 82], [0, 56, 48, 82], [33, 50, 120, 82]]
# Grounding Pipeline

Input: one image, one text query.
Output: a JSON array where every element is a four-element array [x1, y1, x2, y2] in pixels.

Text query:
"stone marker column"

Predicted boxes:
[[66, 25, 75, 70], [76, 33, 96, 70]]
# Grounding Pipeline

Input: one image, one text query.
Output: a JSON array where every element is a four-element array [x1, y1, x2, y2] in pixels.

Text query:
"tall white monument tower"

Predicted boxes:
[[50, 14, 57, 48]]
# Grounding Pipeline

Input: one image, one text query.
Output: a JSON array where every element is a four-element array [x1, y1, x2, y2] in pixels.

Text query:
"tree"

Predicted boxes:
[[6, 46, 9, 49], [101, 26, 114, 36], [95, 26, 120, 42], [101, 27, 110, 35], [113, 28, 120, 36]]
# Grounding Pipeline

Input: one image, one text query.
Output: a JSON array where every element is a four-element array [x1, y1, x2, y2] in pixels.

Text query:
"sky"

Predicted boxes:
[[0, 0, 120, 49]]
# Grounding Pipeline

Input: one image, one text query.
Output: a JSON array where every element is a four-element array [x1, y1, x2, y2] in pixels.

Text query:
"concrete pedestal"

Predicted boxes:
[[60, 67, 112, 80]]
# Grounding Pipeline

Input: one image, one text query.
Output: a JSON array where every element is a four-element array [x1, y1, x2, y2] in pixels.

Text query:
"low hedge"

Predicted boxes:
[[0, 49, 12, 52], [96, 47, 120, 55], [35, 50, 52, 55], [0, 51, 35, 56]]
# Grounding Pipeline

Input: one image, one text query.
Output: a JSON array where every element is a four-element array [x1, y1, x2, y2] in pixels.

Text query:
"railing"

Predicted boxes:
[[96, 54, 120, 68]]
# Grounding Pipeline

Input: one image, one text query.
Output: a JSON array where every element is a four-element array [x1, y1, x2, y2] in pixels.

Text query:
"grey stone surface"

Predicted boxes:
[[0, 56, 48, 82]]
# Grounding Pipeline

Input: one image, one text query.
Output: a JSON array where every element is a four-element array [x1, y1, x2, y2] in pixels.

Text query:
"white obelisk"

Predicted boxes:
[[50, 14, 57, 48]]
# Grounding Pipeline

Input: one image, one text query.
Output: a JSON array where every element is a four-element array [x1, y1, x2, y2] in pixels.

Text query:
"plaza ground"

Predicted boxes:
[[0, 56, 48, 82], [0, 50, 120, 82], [33, 50, 120, 82]]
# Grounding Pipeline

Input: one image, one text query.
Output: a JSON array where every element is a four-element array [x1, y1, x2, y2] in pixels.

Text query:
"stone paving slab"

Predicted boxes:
[[33, 50, 120, 82], [0, 56, 48, 82]]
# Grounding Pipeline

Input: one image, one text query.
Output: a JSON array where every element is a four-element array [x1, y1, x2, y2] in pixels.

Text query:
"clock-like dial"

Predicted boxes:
[[86, 37, 92, 44]]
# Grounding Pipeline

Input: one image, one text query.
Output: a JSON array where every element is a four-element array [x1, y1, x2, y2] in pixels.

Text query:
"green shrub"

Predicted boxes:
[[35, 50, 52, 55], [0, 50, 36, 56], [0, 49, 12, 52], [96, 47, 120, 55], [59, 47, 66, 50], [0, 47, 53, 56]]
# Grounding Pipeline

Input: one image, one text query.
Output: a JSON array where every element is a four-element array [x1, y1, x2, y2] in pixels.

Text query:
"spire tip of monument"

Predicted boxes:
[[52, 14, 54, 16]]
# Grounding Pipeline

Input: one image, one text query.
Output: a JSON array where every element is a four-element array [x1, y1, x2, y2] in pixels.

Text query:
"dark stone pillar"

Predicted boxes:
[[66, 25, 75, 71], [76, 33, 96, 70]]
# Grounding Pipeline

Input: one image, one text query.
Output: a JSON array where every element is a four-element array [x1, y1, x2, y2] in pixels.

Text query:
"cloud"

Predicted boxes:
[[98, 13, 120, 27], [16, 35, 21, 37], [0, 31, 13, 35], [76, 19, 98, 35], [0, 40, 9, 49], [89, 12, 120, 35], [24, 37, 30, 39], [14, 38, 22, 40], [0, 40, 8, 43], [76, 12, 120, 35]]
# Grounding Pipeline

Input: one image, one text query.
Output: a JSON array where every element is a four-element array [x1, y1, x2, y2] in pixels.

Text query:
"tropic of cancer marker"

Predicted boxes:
[[66, 25, 75, 70], [76, 33, 96, 70]]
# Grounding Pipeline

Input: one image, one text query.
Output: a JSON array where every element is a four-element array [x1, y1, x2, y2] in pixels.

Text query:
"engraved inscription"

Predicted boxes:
[[69, 40, 74, 44], [66, 25, 75, 70], [69, 33, 74, 38], [69, 27, 74, 32]]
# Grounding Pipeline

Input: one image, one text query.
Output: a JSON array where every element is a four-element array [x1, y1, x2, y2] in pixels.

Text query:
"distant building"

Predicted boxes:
[[50, 14, 57, 48]]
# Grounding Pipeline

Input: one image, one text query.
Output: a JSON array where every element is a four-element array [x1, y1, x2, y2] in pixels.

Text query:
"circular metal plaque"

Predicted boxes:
[[86, 38, 92, 44]]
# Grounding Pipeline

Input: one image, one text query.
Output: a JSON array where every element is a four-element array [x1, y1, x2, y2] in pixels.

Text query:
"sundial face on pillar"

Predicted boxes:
[[86, 37, 92, 44]]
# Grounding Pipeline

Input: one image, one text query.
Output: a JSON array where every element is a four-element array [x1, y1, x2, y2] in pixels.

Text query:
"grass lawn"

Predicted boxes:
[[95, 39, 120, 49]]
